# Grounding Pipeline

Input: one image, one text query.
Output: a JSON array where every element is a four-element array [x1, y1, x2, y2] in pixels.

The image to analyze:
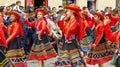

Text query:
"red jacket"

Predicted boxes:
[[107, 14, 119, 26], [64, 17, 79, 40], [25, 19, 50, 37], [94, 22, 104, 45], [104, 24, 119, 43], [0, 25, 7, 47], [7, 22, 24, 43]]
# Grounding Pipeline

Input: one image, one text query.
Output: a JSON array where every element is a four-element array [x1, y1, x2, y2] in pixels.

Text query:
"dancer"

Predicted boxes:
[[86, 12, 114, 67], [6, 11, 27, 67], [104, 16, 120, 67], [24, 8, 57, 67], [55, 4, 86, 67], [0, 18, 12, 67], [79, 11, 94, 58]]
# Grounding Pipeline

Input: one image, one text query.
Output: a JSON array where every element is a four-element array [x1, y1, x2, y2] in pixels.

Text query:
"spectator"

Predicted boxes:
[[57, 9, 65, 20], [29, 6, 34, 13], [9, 3, 16, 11], [20, 6, 25, 13], [52, 7, 57, 17], [104, 7, 112, 15], [3, 7, 10, 26], [13, 1, 22, 13]]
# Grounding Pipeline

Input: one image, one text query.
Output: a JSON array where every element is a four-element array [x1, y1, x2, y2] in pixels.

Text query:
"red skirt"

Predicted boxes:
[[86, 42, 114, 65], [29, 34, 57, 60]]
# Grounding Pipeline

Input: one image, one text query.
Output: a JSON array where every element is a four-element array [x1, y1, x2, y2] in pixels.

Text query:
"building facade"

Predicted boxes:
[[0, 0, 118, 11]]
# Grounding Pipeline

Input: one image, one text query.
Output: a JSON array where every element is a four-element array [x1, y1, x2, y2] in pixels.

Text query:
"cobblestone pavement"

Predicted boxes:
[[27, 57, 115, 67]]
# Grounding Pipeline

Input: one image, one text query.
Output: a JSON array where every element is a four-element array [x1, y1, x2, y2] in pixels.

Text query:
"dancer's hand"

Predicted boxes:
[[24, 13, 28, 20], [66, 40, 72, 44], [104, 16, 110, 25], [60, 14, 66, 21], [91, 44, 96, 49], [38, 35, 42, 40]]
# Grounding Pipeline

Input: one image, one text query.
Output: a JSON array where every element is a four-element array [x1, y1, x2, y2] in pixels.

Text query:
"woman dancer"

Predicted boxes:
[[6, 11, 26, 66], [55, 4, 86, 67], [24, 8, 57, 67], [86, 12, 114, 67], [0, 19, 12, 67]]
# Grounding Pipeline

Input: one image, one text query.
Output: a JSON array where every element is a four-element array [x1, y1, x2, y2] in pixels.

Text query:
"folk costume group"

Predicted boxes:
[[0, 3, 120, 67]]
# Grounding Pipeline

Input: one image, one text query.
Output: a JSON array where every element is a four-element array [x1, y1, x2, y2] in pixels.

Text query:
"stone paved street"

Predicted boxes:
[[27, 57, 115, 67]]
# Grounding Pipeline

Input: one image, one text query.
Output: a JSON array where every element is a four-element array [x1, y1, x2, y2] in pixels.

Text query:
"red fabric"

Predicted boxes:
[[45, 52, 57, 59], [86, 56, 113, 65], [25, 19, 50, 38], [54, 65, 85, 67], [25, 19, 36, 27], [0, 17, 7, 31], [0, 17, 3, 23], [76, 12, 84, 41], [86, 17, 94, 30], [26, 0, 34, 6], [64, 4, 84, 41], [64, 4, 81, 12], [29, 54, 48, 60], [7, 22, 24, 43], [93, 12, 104, 20], [13, 62, 28, 67], [19, 21, 24, 37], [107, 14, 119, 26], [65, 18, 79, 40], [38, 19, 48, 37], [0, 25, 7, 47], [8, 11, 21, 21], [94, 23, 104, 45], [29, 52, 57, 60], [35, 8, 46, 16], [104, 24, 119, 42], [58, 20, 64, 36], [44, 18, 50, 35], [2, 26, 7, 32]]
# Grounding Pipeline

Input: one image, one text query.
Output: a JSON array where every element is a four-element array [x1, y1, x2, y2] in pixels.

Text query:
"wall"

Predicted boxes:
[[48, 0, 62, 11], [76, 0, 87, 9], [0, 0, 116, 11], [0, 0, 25, 6], [96, 0, 116, 11]]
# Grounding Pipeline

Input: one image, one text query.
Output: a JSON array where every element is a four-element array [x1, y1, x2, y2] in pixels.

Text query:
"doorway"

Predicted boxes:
[[34, 0, 48, 8], [87, 0, 96, 10], [63, 0, 76, 6], [34, 0, 44, 8]]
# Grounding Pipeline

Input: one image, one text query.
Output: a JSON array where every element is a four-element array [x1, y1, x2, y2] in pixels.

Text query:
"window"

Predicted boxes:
[[63, 0, 76, 6], [116, 0, 120, 7], [87, 0, 96, 10]]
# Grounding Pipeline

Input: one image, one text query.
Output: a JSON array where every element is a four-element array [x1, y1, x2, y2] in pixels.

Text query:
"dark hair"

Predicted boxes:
[[53, 17, 58, 21], [20, 6, 24, 9], [52, 7, 56, 10], [82, 6, 87, 10], [29, 12, 35, 16], [16, 1, 21, 5], [58, 6, 62, 8], [47, 6, 51, 11], [0, 6, 5, 12], [104, 7, 109, 11], [73, 12, 78, 20], [47, 10, 52, 13], [10, 3, 16, 7], [24, 9, 29, 13], [59, 9, 64, 13]]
